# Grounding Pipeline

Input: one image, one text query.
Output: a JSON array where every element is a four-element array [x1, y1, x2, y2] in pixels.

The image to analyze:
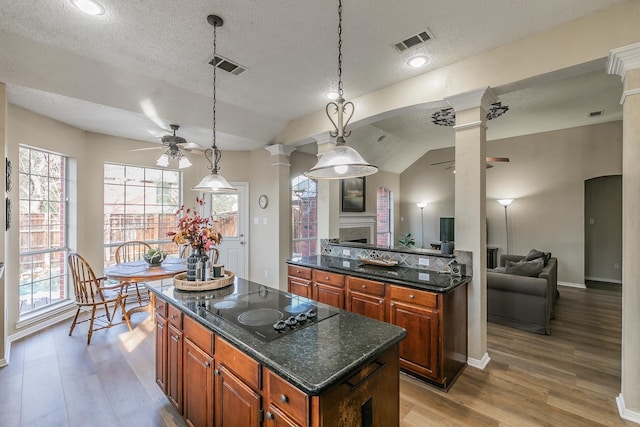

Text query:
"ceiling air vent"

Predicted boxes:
[[394, 30, 432, 52], [588, 110, 603, 118], [209, 55, 247, 76]]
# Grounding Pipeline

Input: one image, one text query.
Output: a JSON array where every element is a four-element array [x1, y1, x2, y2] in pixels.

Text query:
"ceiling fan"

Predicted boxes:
[[129, 124, 202, 168], [430, 157, 510, 171]]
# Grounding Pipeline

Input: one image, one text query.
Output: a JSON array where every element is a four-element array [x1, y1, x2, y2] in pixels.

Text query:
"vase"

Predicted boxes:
[[187, 247, 209, 281]]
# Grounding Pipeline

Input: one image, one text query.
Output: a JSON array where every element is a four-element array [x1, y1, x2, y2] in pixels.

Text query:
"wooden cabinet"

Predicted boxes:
[[264, 368, 308, 427], [312, 270, 345, 309], [264, 403, 300, 427], [287, 265, 312, 299], [167, 324, 183, 411], [214, 336, 261, 427], [182, 316, 215, 427], [155, 313, 168, 393], [346, 276, 386, 321]]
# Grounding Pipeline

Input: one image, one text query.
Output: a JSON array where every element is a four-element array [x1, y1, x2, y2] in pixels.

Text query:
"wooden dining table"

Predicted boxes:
[[103, 258, 187, 317]]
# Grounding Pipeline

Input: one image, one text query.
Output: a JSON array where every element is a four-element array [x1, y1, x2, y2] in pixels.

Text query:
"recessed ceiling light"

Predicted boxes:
[[408, 56, 428, 68], [71, 0, 105, 16], [326, 91, 339, 100]]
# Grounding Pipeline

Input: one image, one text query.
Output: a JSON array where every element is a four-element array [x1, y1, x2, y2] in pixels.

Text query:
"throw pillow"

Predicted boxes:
[[524, 249, 545, 262], [505, 258, 545, 277]]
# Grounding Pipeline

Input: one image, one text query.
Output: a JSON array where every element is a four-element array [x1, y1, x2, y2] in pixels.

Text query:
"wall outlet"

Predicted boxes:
[[343, 249, 351, 256], [589, 218, 595, 225], [263, 218, 268, 225], [264, 270, 269, 278], [342, 260, 350, 268], [419, 257, 429, 266], [418, 272, 430, 281], [254, 217, 259, 225], [614, 262, 620, 270]]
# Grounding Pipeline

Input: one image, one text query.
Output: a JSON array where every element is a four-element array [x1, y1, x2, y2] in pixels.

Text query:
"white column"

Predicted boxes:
[[0, 83, 6, 366], [314, 133, 340, 250], [265, 144, 297, 289], [608, 42, 640, 424], [445, 87, 497, 369]]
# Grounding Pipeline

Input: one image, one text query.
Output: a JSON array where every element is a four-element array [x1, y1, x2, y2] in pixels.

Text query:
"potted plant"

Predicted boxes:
[[398, 232, 415, 247]]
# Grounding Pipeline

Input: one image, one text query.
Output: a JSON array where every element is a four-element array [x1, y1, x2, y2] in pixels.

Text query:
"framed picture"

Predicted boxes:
[[341, 177, 366, 212]]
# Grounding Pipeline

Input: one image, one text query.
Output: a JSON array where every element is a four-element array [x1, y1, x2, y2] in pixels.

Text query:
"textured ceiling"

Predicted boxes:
[[0, 0, 626, 171]]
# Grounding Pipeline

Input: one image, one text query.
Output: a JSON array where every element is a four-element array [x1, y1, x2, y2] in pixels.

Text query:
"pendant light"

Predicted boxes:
[[304, 0, 378, 180], [193, 15, 237, 193]]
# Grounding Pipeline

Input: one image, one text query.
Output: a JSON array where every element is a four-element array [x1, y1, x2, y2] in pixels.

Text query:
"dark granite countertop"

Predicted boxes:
[[146, 277, 406, 396], [288, 255, 470, 293]]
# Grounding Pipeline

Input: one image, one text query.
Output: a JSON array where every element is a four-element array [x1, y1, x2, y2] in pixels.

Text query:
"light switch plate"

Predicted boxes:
[[343, 249, 351, 256]]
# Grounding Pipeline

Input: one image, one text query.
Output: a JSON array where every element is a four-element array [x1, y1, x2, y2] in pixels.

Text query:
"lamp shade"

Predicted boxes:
[[156, 153, 169, 167], [304, 145, 378, 179], [192, 172, 236, 193], [497, 199, 514, 207], [178, 156, 192, 169], [416, 202, 427, 209]]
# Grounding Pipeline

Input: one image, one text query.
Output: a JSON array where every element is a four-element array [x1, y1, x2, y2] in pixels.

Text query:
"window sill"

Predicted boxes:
[[16, 299, 76, 331]]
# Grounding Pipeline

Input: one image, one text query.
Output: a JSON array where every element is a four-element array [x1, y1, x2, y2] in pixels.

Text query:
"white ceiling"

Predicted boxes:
[[0, 0, 625, 172]]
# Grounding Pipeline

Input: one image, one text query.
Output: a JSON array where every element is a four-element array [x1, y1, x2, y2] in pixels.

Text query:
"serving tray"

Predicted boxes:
[[173, 271, 234, 291]]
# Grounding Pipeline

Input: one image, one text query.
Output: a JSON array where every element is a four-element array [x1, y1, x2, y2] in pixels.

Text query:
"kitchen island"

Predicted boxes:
[[147, 277, 406, 427]]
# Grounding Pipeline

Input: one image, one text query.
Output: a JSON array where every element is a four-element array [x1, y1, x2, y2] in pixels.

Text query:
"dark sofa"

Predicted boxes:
[[487, 254, 558, 335]]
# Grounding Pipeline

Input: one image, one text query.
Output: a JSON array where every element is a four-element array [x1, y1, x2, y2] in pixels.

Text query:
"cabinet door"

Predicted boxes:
[[264, 404, 301, 427], [389, 300, 439, 380], [288, 277, 312, 299], [214, 363, 261, 427], [155, 313, 168, 393], [347, 291, 386, 321], [313, 283, 344, 309], [183, 338, 214, 427], [167, 324, 183, 413]]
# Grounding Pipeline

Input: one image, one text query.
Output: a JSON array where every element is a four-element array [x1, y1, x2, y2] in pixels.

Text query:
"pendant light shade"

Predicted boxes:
[[304, 0, 377, 180], [305, 144, 377, 179], [193, 14, 237, 193]]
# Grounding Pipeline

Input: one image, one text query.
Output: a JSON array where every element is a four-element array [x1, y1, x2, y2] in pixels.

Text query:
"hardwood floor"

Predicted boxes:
[[0, 286, 632, 426]]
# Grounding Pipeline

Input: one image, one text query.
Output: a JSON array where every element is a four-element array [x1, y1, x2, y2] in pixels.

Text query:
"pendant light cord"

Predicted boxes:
[[337, 0, 343, 98], [206, 19, 222, 175]]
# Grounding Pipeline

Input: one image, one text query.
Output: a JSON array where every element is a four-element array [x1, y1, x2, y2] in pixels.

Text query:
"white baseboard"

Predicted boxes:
[[558, 281, 586, 289], [585, 276, 623, 284], [467, 352, 491, 370], [617, 393, 640, 423]]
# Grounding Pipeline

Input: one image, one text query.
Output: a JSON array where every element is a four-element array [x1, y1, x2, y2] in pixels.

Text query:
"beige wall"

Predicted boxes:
[[399, 121, 623, 285]]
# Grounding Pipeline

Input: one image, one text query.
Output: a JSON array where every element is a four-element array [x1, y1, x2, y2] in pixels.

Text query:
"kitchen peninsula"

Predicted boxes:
[[147, 277, 406, 427], [287, 241, 470, 390]]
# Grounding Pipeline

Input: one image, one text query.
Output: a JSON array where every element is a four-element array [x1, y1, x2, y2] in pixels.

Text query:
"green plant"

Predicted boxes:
[[398, 232, 415, 247], [145, 248, 168, 264]]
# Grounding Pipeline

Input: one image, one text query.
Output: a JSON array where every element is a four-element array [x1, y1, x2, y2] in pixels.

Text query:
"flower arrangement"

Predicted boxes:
[[168, 197, 222, 251]]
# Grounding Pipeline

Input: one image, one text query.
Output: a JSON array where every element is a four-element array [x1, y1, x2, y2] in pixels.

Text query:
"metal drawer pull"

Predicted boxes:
[[265, 412, 274, 420], [279, 394, 288, 403], [346, 361, 387, 392], [171, 335, 179, 342], [325, 276, 329, 280], [157, 323, 164, 329], [362, 284, 366, 288], [409, 294, 414, 299], [214, 368, 219, 375]]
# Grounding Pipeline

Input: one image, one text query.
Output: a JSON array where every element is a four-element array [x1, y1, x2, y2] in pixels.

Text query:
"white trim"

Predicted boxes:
[[265, 144, 296, 157], [621, 88, 640, 105], [617, 393, 640, 423], [13, 304, 77, 341], [467, 352, 491, 370], [16, 300, 76, 329], [339, 214, 376, 243], [444, 87, 498, 112], [584, 276, 623, 285], [558, 281, 586, 289], [269, 161, 291, 167], [607, 42, 640, 80], [453, 121, 486, 131]]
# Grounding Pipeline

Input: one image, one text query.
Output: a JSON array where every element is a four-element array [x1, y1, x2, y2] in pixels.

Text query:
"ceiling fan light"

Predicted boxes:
[[156, 153, 169, 167], [178, 156, 192, 169], [192, 172, 237, 193], [305, 144, 378, 179], [327, 91, 339, 100]]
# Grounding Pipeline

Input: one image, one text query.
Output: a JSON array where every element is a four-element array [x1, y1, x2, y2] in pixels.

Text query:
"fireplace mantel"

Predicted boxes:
[[339, 215, 376, 243]]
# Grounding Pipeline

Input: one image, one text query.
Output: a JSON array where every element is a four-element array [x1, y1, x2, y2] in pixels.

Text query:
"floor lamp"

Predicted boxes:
[[416, 202, 427, 248], [497, 199, 514, 254]]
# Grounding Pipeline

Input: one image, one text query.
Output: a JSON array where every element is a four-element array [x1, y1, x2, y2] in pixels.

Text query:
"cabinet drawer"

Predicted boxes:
[[347, 277, 385, 297], [266, 368, 308, 427], [312, 270, 345, 288], [215, 336, 260, 391], [389, 285, 437, 308], [154, 297, 168, 318], [167, 304, 183, 330], [183, 316, 214, 357], [288, 265, 312, 280]]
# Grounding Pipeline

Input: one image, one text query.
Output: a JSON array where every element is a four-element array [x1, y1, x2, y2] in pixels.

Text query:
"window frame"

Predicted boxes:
[[291, 175, 318, 258], [376, 187, 393, 247]]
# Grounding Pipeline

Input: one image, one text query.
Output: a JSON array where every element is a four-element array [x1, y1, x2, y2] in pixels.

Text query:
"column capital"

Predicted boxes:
[[444, 87, 498, 112], [607, 42, 640, 81], [264, 144, 297, 157]]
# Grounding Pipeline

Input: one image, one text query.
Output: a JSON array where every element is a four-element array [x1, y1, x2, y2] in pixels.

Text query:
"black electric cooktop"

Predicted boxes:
[[200, 285, 339, 342]]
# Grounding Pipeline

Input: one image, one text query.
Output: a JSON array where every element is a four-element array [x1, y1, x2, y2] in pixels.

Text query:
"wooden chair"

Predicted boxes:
[[68, 252, 132, 345], [115, 241, 152, 307]]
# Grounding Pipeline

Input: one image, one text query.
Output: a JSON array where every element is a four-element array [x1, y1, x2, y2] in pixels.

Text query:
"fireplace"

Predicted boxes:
[[339, 215, 375, 244]]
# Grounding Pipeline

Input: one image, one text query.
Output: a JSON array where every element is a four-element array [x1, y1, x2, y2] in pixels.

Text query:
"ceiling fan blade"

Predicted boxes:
[[486, 157, 510, 163], [430, 160, 454, 166], [444, 164, 455, 170], [183, 143, 202, 150], [129, 146, 165, 152], [486, 163, 494, 169]]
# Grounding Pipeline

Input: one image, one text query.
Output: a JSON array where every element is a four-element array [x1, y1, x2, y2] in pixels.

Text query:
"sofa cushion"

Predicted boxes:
[[524, 249, 551, 265], [505, 258, 545, 277]]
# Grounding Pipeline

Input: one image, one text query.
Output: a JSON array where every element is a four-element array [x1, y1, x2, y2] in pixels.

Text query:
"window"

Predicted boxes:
[[291, 175, 317, 258], [376, 187, 393, 247], [19, 147, 68, 314], [104, 164, 181, 265], [209, 194, 239, 239]]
